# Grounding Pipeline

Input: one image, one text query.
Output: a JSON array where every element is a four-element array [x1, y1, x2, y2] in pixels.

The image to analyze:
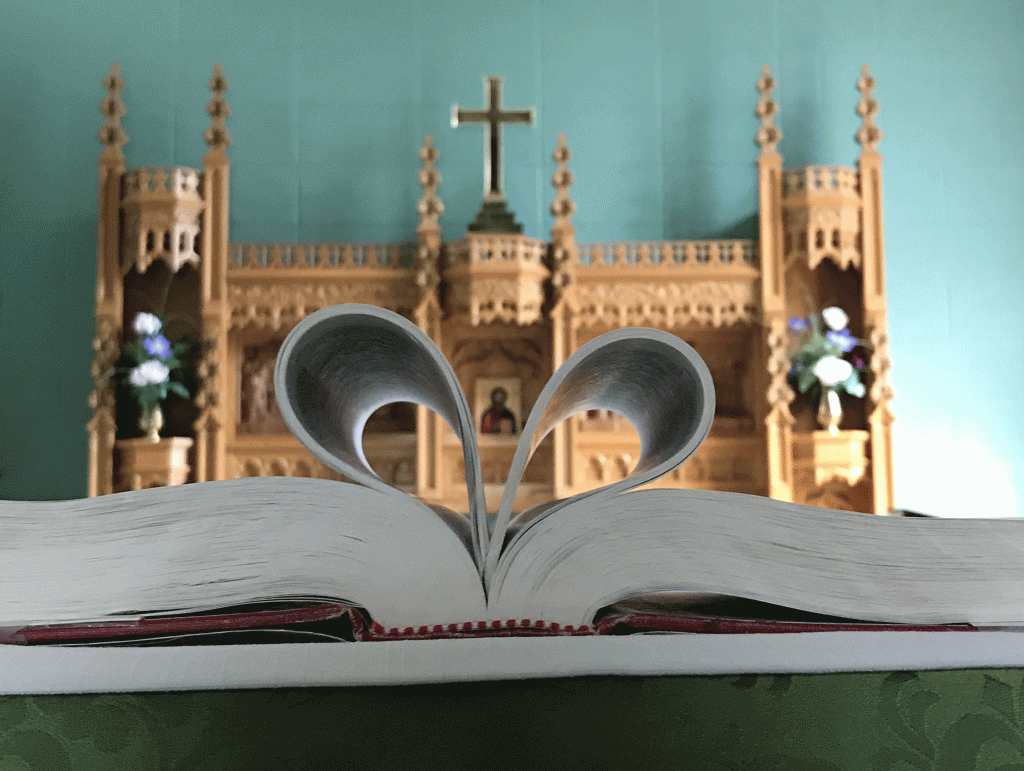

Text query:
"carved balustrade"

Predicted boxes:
[[569, 240, 759, 329], [227, 241, 418, 329]]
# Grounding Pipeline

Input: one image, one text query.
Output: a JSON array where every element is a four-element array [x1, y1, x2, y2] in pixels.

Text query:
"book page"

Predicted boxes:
[[491, 488, 1024, 627], [486, 328, 715, 584], [275, 304, 488, 568], [0, 478, 486, 629]]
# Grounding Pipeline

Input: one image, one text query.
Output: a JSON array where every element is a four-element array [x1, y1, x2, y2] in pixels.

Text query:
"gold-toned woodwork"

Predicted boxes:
[[88, 63, 896, 515]]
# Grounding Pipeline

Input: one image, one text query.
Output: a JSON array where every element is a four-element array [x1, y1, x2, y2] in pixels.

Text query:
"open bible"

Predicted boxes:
[[2, 303, 1024, 647]]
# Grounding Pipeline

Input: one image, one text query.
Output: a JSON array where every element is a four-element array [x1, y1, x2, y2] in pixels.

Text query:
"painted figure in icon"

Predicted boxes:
[[480, 386, 517, 434]]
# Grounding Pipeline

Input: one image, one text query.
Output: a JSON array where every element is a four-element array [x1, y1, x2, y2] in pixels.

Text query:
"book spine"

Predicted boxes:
[[364, 619, 594, 641]]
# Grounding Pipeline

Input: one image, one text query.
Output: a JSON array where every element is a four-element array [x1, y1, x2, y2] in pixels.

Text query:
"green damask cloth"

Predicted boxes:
[[2, 670, 1023, 770]]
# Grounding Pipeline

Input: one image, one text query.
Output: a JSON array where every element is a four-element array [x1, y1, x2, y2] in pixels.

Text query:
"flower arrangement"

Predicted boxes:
[[119, 312, 191, 440], [788, 306, 868, 432]]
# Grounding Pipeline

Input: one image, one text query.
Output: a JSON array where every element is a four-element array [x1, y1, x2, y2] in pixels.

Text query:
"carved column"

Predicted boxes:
[[856, 64, 896, 514], [549, 134, 578, 498], [755, 65, 794, 502], [194, 64, 231, 483], [414, 135, 445, 500], [88, 64, 128, 497]]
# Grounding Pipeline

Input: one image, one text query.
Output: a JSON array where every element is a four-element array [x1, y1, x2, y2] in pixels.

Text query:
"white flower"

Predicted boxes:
[[132, 312, 162, 336], [128, 360, 170, 387], [821, 306, 849, 331], [813, 356, 853, 387]]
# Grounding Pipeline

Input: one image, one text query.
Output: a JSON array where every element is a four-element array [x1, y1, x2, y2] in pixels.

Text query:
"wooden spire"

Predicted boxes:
[[754, 64, 792, 504], [754, 64, 782, 156], [90, 63, 128, 496], [855, 63, 894, 514]]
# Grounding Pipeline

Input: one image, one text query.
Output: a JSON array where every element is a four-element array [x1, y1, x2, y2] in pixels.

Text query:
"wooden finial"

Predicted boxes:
[[417, 135, 444, 232], [204, 63, 232, 154], [98, 63, 128, 157], [755, 64, 782, 155], [549, 133, 576, 303], [856, 63, 882, 152], [415, 135, 443, 295], [550, 133, 576, 232]]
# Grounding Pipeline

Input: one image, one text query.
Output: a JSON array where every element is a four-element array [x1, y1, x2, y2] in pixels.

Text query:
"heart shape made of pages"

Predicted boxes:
[[274, 304, 715, 584]]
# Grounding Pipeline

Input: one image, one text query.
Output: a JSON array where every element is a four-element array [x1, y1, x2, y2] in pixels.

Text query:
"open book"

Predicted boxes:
[[3, 304, 1024, 646]]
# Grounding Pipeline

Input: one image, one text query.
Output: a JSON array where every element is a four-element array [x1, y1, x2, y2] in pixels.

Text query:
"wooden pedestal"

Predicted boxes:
[[116, 437, 194, 491], [792, 430, 871, 512]]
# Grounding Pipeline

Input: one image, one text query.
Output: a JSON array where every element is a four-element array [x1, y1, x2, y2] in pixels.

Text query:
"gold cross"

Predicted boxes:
[[452, 77, 534, 202]]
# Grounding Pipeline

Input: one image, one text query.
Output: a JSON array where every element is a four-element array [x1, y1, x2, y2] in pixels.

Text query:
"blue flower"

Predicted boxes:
[[142, 333, 173, 359], [788, 317, 810, 333], [826, 329, 857, 353]]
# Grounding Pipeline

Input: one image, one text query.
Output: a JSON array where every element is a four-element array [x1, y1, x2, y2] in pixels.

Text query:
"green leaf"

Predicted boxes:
[[797, 367, 817, 393], [167, 382, 190, 399]]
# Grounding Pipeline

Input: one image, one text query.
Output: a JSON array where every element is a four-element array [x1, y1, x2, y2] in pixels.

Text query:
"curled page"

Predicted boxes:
[[274, 304, 488, 567], [485, 328, 715, 584]]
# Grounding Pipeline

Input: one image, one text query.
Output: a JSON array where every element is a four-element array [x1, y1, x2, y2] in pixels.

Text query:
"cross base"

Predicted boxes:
[[467, 199, 524, 234]]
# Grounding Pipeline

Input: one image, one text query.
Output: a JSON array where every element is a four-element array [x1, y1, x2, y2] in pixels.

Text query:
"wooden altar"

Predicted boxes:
[[87, 63, 895, 515]]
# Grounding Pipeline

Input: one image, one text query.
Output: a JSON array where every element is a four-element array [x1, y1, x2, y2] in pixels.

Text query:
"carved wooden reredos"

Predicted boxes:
[[89, 63, 895, 515]]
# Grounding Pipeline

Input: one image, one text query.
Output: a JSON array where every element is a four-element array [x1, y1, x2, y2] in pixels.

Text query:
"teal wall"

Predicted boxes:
[[1, 0, 1022, 516]]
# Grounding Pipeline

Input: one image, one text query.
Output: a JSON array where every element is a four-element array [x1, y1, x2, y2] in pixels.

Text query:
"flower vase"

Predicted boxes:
[[817, 388, 842, 435], [140, 404, 163, 443]]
